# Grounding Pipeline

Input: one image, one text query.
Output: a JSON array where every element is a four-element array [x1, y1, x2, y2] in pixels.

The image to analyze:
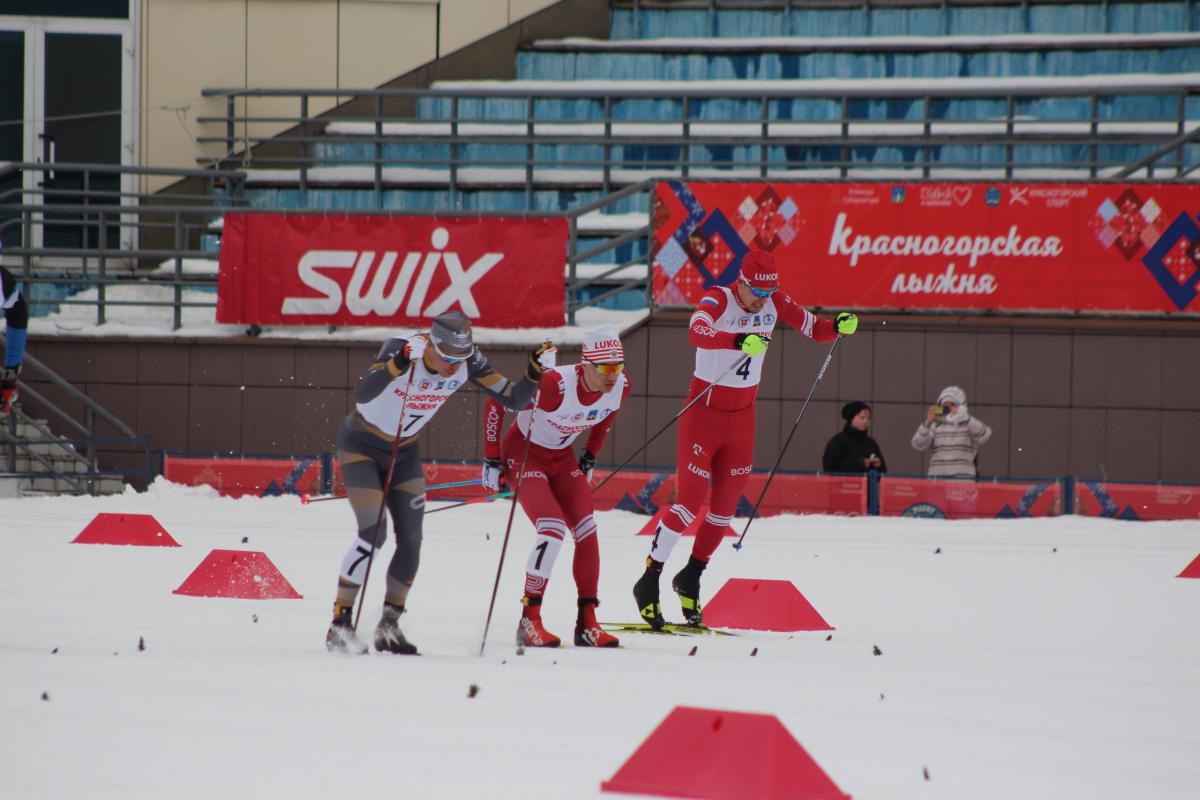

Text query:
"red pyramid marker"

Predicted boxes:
[[71, 513, 180, 547], [702, 578, 833, 632], [1178, 554, 1200, 579], [602, 706, 851, 799], [173, 549, 302, 599]]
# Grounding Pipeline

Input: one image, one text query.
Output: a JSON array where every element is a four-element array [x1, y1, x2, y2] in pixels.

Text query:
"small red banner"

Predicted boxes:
[[653, 181, 1200, 315], [217, 213, 567, 327], [1075, 480, 1200, 521], [163, 455, 323, 499], [879, 477, 1062, 519]]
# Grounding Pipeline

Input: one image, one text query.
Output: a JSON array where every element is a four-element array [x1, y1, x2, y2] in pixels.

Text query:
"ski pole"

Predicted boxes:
[[300, 478, 481, 505], [732, 336, 841, 551], [353, 360, 418, 632], [590, 353, 750, 493], [425, 490, 513, 514], [479, 390, 541, 656]]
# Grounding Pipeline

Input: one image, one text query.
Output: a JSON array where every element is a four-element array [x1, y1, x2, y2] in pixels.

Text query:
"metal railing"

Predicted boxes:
[[0, 162, 247, 329], [1, 333, 153, 494], [1112, 124, 1200, 179], [0, 159, 655, 326], [565, 180, 653, 324], [199, 77, 1200, 203]]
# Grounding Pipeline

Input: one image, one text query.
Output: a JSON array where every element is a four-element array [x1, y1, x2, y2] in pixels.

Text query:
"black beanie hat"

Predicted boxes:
[[841, 401, 870, 422]]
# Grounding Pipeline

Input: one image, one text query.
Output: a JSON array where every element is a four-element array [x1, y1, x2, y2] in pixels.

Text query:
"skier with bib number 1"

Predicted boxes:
[[482, 325, 632, 648]]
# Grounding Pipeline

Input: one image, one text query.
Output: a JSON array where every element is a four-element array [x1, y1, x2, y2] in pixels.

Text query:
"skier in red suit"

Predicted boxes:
[[483, 325, 632, 648], [632, 250, 859, 628]]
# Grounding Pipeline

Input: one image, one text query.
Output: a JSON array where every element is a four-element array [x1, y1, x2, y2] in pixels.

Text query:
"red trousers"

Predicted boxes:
[[665, 400, 756, 562], [501, 427, 600, 599]]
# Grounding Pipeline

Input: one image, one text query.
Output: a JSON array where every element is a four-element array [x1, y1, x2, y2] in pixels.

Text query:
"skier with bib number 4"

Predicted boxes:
[[482, 325, 632, 648], [632, 250, 858, 629], [325, 310, 554, 655]]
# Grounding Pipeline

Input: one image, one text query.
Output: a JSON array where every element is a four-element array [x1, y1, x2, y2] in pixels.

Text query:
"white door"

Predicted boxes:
[[0, 12, 136, 251]]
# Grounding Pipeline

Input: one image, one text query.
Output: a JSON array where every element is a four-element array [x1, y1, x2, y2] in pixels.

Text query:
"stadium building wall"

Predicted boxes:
[[19, 311, 1200, 487]]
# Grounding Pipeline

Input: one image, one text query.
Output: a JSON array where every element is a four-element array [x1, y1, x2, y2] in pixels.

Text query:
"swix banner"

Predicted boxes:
[[652, 181, 1200, 315], [217, 214, 567, 327]]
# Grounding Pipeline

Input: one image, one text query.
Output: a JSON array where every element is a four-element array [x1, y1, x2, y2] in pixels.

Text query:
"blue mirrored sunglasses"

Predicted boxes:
[[430, 337, 473, 364], [740, 276, 778, 298]]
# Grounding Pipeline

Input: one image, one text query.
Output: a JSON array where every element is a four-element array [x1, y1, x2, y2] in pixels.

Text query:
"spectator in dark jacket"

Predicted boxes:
[[822, 401, 886, 473]]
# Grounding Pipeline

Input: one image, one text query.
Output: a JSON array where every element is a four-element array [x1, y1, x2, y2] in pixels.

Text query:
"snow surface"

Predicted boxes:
[[2, 480, 1199, 799]]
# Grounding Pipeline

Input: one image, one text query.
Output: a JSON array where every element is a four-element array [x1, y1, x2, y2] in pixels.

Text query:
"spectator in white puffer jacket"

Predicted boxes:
[[911, 385, 992, 478]]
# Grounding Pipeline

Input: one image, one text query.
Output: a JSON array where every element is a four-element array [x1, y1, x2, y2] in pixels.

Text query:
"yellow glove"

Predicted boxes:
[[835, 312, 858, 335], [734, 333, 770, 356]]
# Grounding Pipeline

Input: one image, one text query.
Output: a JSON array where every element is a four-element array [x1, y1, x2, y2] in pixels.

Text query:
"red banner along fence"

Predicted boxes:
[[162, 457, 1198, 521]]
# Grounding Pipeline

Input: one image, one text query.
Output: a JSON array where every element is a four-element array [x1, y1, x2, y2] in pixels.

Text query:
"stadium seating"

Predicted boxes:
[[224, 0, 1200, 308]]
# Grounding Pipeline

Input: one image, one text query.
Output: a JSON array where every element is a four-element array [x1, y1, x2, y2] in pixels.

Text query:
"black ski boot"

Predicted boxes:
[[632, 557, 667, 630], [671, 556, 707, 627], [374, 602, 419, 655], [325, 605, 368, 654]]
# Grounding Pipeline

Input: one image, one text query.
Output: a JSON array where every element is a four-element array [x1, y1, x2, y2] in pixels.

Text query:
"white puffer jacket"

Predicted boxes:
[[911, 400, 993, 478]]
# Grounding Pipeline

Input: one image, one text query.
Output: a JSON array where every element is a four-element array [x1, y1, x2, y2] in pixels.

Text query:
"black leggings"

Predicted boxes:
[[336, 419, 425, 589]]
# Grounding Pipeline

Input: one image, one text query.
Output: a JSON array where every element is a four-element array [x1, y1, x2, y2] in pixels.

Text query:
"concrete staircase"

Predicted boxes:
[[0, 412, 126, 497]]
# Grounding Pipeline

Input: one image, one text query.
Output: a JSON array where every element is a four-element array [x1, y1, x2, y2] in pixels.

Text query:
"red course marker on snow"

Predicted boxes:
[[702, 578, 833, 632], [601, 706, 851, 800], [635, 506, 735, 538], [71, 513, 180, 547], [1178, 554, 1200, 579], [173, 549, 302, 599]]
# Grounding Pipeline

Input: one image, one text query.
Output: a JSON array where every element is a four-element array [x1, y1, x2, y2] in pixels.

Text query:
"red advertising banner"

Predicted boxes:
[[879, 477, 1062, 519], [163, 455, 324, 499], [217, 213, 567, 327], [747, 473, 869, 517], [1075, 480, 1200, 521], [652, 181, 1200, 315]]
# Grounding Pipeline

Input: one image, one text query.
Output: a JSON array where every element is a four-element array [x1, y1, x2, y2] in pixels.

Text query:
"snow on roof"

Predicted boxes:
[[431, 71, 1200, 93], [25, 284, 650, 347], [242, 163, 1198, 187], [324, 120, 1199, 139], [531, 32, 1200, 51]]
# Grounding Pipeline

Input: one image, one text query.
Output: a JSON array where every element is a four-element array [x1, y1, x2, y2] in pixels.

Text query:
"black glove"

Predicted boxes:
[[527, 341, 556, 381], [481, 457, 506, 492], [389, 350, 410, 374], [578, 450, 596, 482]]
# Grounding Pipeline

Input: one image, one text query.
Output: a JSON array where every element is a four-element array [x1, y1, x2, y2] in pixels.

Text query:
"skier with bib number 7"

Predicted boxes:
[[632, 250, 859, 630], [325, 310, 554, 656]]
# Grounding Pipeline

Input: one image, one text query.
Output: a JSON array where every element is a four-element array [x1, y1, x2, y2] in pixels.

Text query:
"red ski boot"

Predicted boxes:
[[516, 596, 560, 648], [574, 598, 619, 648]]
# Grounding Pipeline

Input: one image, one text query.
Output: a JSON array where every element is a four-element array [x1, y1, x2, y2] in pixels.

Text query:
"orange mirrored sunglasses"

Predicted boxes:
[[585, 359, 624, 375]]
